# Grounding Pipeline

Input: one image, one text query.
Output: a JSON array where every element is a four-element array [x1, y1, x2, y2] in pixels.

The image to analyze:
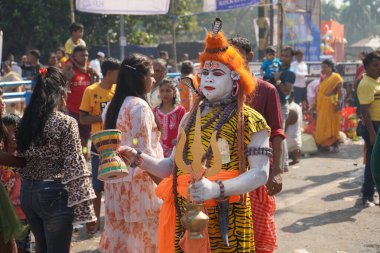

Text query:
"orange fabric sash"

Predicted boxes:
[[155, 170, 240, 253]]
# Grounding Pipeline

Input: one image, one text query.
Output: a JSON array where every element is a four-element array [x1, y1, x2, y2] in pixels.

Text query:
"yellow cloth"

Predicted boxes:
[[64, 38, 86, 55], [357, 75, 380, 121], [315, 73, 343, 146], [79, 83, 116, 134], [175, 105, 268, 252], [59, 56, 68, 65]]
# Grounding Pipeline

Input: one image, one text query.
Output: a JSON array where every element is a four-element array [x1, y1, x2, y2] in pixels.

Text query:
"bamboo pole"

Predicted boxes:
[[277, 0, 284, 53], [258, 0, 269, 60], [70, 0, 75, 23], [171, 0, 178, 72]]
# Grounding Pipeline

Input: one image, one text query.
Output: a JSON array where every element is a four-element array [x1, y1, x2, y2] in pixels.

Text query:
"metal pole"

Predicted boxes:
[[258, 0, 269, 60], [70, 0, 75, 23], [277, 0, 284, 53], [269, 0, 274, 45], [120, 15, 126, 60], [171, 1, 178, 72], [107, 33, 111, 57]]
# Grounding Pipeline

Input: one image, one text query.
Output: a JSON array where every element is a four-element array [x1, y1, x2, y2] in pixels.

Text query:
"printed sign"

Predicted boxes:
[[204, 0, 260, 12], [76, 0, 170, 15]]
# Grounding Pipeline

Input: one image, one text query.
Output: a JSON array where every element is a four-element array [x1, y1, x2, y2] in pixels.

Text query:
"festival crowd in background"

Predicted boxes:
[[0, 20, 379, 253]]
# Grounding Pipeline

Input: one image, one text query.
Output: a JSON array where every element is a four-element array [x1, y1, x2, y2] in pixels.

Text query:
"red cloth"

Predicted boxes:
[[153, 105, 186, 157], [340, 107, 357, 138], [247, 79, 286, 141], [354, 65, 365, 89], [0, 168, 25, 220], [66, 60, 92, 114], [246, 78, 282, 253], [250, 187, 277, 253]]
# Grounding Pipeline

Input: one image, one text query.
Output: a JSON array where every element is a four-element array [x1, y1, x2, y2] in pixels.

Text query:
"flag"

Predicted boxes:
[[203, 0, 261, 12], [76, 0, 170, 15]]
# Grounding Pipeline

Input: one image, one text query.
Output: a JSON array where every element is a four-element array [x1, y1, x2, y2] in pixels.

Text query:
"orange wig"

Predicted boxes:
[[198, 32, 256, 95]]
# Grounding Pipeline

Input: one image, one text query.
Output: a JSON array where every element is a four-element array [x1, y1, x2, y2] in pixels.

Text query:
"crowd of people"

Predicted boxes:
[[0, 19, 379, 253]]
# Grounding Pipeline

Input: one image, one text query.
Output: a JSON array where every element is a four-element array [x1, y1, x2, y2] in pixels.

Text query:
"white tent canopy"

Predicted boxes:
[[350, 36, 380, 50], [76, 0, 170, 15], [76, 0, 262, 15]]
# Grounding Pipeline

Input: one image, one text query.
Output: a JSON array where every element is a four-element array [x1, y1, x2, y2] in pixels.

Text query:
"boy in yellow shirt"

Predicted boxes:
[[79, 58, 120, 233], [357, 51, 380, 207], [65, 22, 86, 56]]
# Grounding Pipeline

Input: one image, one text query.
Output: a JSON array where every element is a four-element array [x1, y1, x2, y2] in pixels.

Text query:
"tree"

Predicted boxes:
[[0, 0, 204, 62], [0, 0, 71, 60], [340, 0, 378, 43], [321, 0, 341, 21]]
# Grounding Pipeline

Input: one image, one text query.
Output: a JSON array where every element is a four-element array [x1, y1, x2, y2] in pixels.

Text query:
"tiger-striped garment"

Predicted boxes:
[[175, 104, 269, 252]]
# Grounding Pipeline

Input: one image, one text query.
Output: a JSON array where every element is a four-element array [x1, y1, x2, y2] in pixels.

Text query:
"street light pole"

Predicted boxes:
[[258, 0, 269, 60], [171, 0, 178, 72], [70, 0, 75, 23], [277, 0, 284, 53], [269, 0, 274, 45], [120, 15, 126, 60]]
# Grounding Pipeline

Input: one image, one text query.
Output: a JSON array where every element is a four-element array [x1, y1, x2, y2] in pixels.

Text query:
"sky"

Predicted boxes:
[[323, 0, 344, 8], [335, 0, 344, 8]]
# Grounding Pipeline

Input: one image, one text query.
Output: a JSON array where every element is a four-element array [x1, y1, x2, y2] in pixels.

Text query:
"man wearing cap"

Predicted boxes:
[[90, 52, 105, 79]]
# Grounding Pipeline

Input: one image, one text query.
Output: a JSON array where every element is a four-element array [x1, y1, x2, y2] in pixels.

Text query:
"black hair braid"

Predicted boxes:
[[17, 67, 67, 151]]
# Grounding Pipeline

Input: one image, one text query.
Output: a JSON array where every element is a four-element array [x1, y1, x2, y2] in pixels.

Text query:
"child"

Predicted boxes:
[[56, 47, 68, 67], [64, 22, 86, 57], [48, 53, 60, 68], [260, 46, 281, 84], [153, 78, 186, 157], [79, 58, 121, 234], [0, 91, 29, 253], [1, 114, 32, 253]]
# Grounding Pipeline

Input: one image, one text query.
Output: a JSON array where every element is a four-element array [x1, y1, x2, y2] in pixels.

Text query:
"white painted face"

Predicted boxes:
[[200, 61, 234, 102]]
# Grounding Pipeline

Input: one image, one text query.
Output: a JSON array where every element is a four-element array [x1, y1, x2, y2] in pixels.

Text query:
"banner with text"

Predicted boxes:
[[76, 0, 170, 15], [203, 0, 261, 12]]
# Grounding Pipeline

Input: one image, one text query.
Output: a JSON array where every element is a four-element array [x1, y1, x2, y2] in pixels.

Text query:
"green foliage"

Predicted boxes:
[[128, 30, 157, 45], [0, 0, 70, 60], [321, 0, 340, 21], [341, 0, 380, 44], [0, 0, 206, 61], [321, 0, 380, 44]]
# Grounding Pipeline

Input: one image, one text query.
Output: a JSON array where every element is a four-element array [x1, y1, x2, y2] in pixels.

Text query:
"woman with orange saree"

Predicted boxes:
[[314, 59, 343, 152]]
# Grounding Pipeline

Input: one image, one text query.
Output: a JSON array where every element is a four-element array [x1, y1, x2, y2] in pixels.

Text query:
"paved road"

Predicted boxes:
[[276, 142, 379, 253], [71, 142, 380, 253]]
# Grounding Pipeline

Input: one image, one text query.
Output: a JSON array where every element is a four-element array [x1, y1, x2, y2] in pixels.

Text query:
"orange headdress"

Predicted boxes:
[[195, 18, 253, 177], [198, 19, 256, 95]]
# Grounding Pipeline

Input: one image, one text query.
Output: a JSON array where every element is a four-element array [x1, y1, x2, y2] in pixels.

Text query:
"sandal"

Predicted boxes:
[[86, 221, 98, 236], [330, 146, 339, 153]]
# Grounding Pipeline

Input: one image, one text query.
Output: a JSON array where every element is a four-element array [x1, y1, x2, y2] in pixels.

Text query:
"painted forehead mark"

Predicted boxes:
[[204, 61, 220, 70]]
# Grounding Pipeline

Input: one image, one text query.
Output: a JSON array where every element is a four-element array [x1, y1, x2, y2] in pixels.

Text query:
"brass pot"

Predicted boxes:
[[180, 184, 209, 239]]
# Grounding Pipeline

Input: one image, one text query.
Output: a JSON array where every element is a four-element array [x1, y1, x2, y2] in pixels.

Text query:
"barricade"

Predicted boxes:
[[0, 80, 34, 108]]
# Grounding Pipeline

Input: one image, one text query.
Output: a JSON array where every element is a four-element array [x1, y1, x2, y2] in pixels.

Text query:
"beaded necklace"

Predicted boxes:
[[173, 98, 237, 225]]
